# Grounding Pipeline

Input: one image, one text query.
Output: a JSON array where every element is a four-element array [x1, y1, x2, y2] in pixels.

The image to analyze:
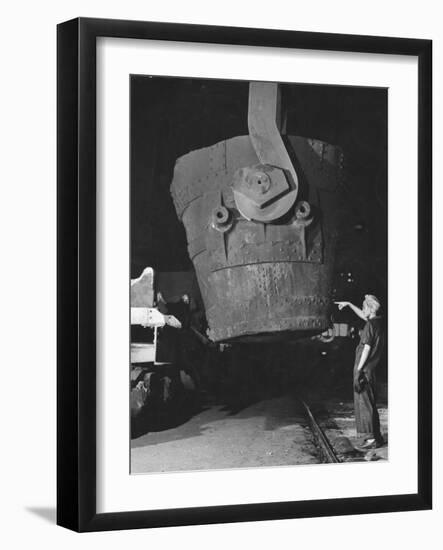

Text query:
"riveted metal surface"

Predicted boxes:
[[204, 262, 332, 341], [170, 134, 343, 342]]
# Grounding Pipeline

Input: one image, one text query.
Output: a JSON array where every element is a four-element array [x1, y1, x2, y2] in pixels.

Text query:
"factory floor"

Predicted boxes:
[[130, 341, 388, 473], [131, 394, 320, 473]]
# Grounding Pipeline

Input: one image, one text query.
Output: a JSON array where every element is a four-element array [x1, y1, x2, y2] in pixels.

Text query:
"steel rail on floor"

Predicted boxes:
[[300, 399, 340, 464]]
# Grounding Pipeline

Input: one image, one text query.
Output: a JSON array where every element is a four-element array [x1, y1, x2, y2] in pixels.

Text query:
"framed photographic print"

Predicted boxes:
[[57, 17, 432, 532]]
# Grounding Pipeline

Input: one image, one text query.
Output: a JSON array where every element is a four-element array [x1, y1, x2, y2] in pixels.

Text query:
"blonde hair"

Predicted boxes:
[[364, 294, 381, 314]]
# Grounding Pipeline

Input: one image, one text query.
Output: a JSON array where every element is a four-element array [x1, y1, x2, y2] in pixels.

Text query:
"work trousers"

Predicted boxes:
[[354, 368, 382, 442]]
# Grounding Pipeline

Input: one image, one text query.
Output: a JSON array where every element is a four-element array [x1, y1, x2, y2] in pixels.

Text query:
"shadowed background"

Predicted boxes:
[[131, 77, 387, 308]]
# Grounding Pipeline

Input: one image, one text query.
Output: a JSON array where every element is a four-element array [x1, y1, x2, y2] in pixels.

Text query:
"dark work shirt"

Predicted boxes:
[[354, 316, 385, 374]]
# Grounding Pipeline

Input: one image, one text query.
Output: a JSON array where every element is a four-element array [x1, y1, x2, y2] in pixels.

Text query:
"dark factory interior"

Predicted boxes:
[[131, 75, 387, 306], [129, 75, 388, 466]]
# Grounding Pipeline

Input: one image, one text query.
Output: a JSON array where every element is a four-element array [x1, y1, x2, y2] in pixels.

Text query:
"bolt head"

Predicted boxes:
[[233, 164, 289, 208]]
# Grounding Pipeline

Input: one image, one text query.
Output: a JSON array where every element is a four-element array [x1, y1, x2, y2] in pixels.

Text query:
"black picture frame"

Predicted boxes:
[[57, 17, 432, 532]]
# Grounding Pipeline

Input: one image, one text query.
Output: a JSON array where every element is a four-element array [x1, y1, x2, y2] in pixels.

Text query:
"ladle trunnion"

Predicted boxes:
[[170, 82, 344, 342]]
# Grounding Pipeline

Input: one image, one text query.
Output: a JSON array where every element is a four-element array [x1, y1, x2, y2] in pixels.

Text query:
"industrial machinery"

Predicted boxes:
[[130, 267, 186, 420], [130, 267, 205, 422], [170, 82, 344, 342]]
